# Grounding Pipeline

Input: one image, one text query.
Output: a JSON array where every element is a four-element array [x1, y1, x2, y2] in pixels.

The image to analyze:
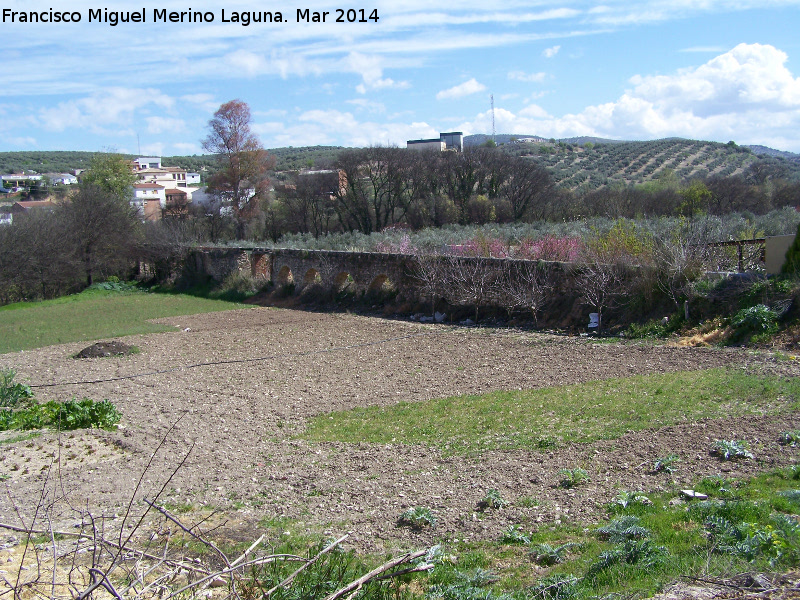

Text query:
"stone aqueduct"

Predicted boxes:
[[189, 247, 421, 299]]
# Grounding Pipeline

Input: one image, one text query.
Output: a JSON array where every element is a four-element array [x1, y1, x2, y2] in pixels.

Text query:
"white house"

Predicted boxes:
[[49, 173, 78, 185]]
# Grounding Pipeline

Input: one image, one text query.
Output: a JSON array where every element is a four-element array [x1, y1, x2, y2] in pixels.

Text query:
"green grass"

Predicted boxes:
[[301, 368, 800, 455], [0, 287, 244, 353]]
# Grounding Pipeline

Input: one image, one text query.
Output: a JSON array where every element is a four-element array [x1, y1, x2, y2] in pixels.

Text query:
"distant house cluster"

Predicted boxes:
[[406, 132, 463, 152], [131, 156, 201, 221]]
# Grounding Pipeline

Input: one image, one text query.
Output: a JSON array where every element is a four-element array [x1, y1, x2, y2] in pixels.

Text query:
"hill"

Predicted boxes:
[[2, 139, 799, 192]]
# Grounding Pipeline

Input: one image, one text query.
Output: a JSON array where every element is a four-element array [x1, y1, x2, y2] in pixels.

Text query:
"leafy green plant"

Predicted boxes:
[[397, 506, 437, 529], [0, 398, 120, 432], [499, 525, 530, 545], [558, 468, 589, 489], [0, 369, 34, 408], [479, 489, 507, 510], [527, 573, 579, 600], [779, 431, 800, 447], [613, 491, 652, 509], [529, 542, 578, 566], [586, 539, 668, 578], [730, 304, 779, 335], [596, 516, 650, 542], [711, 439, 754, 461], [652, 454, 680, 474]]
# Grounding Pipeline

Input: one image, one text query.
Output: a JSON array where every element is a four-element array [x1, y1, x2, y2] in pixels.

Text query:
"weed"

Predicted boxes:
[[558, 468, 589, 489], [779, 430, 800, 447], [586, 539, 668, 578], [517, 496, 537, 508], [499, 525, 530, 545], [398, 506, 437, 529], [613, 491, 652, 509], [711, 439, 754, 460], [0, 369, 34, 408], [596, 516, 650, 543], [479, 489, 507, 510], [529, 542, 578, 566], [777, 490, 800, 507], [527, 573, 579, 600], [0, 398, 121, 432], [652, 454, 680, 474], [729, 304, 779, 343]]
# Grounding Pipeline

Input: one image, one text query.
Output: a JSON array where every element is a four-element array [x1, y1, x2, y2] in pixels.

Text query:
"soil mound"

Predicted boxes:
[[74, 341, 136, 358]]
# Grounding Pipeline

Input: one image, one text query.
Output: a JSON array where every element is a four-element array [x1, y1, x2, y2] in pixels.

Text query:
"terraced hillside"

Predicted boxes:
[[501, 138, 800, 190]]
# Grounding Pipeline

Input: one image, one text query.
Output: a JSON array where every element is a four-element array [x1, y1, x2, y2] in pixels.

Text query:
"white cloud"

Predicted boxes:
[[344, 52, 410, 93], [455, 44, 800, 151], [172, 142, 203, 154], [2, 136, 37, 148], [346, 98, 387, 113], [436, 78, 487, 100], [254, 109, 437, 148], [146, 117, 186, 135], [508, 71, 547, 83], [37, 88, 175, 134], [543, 45, 561, 58]]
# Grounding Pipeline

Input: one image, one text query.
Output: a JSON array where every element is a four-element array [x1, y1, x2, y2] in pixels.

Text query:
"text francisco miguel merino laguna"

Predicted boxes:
[[2, 7, 380, 25]]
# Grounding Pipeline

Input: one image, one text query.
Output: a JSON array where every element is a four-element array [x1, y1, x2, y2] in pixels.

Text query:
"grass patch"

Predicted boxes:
[[413, 466, 800, 600], [0, 286, 244, 353], [301, 368, 800, 455]]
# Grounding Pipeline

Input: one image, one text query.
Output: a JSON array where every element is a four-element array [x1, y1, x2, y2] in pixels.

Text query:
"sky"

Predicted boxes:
[[1, 0, 800, 155]]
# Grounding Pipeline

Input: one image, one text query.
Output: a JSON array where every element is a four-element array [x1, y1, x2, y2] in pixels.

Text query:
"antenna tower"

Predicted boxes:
[[490, 94, 495, 142]]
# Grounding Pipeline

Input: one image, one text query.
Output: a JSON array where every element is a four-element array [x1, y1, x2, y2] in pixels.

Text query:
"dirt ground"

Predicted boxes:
[[1, 307, 799, 556]]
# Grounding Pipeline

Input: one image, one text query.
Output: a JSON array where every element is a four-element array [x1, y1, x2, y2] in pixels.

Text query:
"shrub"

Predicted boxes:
[[558, 468, 589, 489], [781, 221, 800, 274], [730, 304, 779, 340]]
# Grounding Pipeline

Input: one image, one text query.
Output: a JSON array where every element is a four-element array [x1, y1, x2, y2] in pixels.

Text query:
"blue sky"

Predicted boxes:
[[2, 0, 800, 155]]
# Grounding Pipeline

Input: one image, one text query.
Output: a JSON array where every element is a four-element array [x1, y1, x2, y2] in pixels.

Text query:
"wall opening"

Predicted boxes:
[[276, 265, 294, 286]]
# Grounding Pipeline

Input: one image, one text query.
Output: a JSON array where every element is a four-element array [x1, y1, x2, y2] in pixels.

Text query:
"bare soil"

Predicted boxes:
[[1, 307, 799, 555]]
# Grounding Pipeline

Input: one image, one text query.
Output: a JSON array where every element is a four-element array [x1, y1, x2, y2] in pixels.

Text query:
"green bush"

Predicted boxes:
[[731, 304, 778, 333], [781, 222, 800, 274], [0, 398, 120, 432], [0, 369, 34, 408]]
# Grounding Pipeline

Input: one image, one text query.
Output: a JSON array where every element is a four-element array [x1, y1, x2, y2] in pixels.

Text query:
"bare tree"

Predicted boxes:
[[494, 260, 553, 324], [411, 252, 450, 316], [202, 100, 275, 238], [447, 256, 502, 322]]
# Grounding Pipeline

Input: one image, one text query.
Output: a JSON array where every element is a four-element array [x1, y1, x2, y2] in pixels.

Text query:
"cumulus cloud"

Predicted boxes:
[[508, 71, 547, 83], [456, 44, 800, 151], [254, 109, 437, 148], [436, 78, 487, 100], [145, 117, 186, 135], [345, 52, 410, 94], [37, 88, 175, 134], [542, 45, 561, 58]]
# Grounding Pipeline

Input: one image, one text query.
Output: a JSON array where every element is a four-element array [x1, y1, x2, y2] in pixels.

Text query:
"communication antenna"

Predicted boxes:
[[137, 133, 141, 155], [490, 94, 496, 142]]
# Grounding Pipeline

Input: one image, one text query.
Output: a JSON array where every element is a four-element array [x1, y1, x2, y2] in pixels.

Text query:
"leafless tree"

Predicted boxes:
[[494, 260, 553, 324], [447, 256, 502, 322]]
